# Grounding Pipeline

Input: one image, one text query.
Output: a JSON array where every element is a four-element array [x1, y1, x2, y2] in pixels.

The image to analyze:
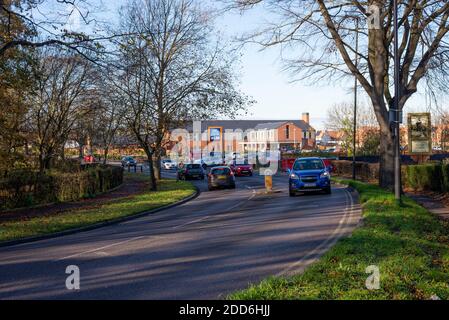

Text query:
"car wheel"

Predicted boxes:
[[230, 184, 236, 189], [289, 188, 295, 197], [324, 187, 332, 194]]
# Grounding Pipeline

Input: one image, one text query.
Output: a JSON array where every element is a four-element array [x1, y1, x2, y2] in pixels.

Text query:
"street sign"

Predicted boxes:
[[407, 113, 432, 155]]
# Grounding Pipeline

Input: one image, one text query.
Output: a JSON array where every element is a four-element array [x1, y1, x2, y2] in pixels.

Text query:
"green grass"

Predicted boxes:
[[229, 179, 449, 300], [0, 179, 195, 243]]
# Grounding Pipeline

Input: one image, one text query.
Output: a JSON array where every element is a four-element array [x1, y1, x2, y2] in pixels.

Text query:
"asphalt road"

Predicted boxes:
[[0, 171, 361, 300]]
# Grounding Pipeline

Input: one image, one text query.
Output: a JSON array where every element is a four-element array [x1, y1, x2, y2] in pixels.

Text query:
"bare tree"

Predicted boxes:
[[29, 48, 93, 171], [114, 0, 251, 190], [96, 79, 126, 165], [0, 0, 121, 62], [325, 101, 378, 154], [230, 0, 449, 189]]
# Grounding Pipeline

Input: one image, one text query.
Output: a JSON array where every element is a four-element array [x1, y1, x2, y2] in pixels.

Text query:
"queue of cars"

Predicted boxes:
[[175, 157, 333, 196], [122, 154, 333, 196]]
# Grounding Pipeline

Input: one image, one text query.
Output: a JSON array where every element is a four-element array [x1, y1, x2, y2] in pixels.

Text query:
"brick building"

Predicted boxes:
[[167, 113, 316, 160]]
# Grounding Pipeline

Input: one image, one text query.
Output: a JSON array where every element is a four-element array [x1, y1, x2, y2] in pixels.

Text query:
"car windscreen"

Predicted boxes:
[[186, 164, 201, 169], [211, 168, 230, 175], [293, 159, 324, 171]]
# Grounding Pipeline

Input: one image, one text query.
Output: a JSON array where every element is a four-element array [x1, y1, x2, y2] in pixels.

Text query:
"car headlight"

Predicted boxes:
[[320, 171, 330, 179], [290, 173, 300, 180]]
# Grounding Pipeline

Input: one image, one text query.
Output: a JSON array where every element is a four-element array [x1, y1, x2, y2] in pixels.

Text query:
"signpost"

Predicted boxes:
[[392, 0, 401, 202], [407, 113, 432, 156]]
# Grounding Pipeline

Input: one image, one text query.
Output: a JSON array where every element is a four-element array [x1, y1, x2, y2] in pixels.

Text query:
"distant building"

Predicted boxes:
[[316, 130, 346, 151], [167, 113, 316, 159]]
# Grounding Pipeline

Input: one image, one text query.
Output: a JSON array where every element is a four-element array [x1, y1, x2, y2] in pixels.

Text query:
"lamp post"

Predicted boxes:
[[353, 17, 359, 181], [393, 0, 402, 202]]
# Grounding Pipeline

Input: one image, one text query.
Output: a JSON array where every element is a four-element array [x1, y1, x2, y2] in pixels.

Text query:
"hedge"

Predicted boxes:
[[0, 166, 123, 210], [331, 160, 379, 182], [404, 164, 445, 192], [333, 160, 449, 193]]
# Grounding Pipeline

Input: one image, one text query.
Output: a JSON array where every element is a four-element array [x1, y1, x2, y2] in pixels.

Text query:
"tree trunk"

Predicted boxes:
[[103, 146, 109, 165], [154, 152, 162, 180], [144, 149, 157, 191], [378, 128, 395, 190], [78, 143, 84, 159], [38, 153, 45, 173]]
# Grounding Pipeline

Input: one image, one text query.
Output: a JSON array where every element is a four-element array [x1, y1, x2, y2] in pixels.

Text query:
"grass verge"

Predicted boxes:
[[0, 179, 195, 243], [229, 179, 449, 300]]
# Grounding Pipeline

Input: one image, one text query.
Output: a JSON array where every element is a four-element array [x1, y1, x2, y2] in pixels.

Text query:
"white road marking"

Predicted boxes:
[[55, 236, 145, 261], [276, 188, 358, 277], [172, 216, 210, 230], [172, 187, 256, 230]]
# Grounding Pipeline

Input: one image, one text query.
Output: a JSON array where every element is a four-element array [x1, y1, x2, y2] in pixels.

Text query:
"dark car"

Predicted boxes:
[[208, 166, 236, 191], [121, 156, 137, 167], [288, 157, 331, 196], [177, 163, 205, 180], [230, 162, 253, 177]]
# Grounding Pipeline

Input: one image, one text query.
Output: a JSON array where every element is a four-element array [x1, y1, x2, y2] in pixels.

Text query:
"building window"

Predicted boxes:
[[286, 125, 290, 139]]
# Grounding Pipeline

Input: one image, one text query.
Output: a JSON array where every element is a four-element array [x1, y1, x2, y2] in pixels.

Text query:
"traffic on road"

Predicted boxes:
[[0, 156, 360, 300]]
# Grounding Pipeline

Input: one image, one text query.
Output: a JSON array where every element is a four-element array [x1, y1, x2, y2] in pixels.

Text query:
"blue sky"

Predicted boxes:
[[51, 0, 432, 130]]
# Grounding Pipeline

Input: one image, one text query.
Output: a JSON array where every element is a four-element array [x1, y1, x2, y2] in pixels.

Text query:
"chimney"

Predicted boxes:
[[302, 112, 310, 124]]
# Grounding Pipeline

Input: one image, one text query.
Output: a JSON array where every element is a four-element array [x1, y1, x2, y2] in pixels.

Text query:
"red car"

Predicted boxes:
[[230, 163, 253, 177], [321, 158, 335, 173]]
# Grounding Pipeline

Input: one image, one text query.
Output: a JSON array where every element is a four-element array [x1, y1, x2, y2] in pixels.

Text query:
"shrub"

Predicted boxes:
[[0, 166, 123, 210], [404, 164, 443, 192], [331, 160, 379, 182]]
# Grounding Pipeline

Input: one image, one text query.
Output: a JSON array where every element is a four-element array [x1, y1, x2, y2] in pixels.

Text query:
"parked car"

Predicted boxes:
[[288, 157, 331, 196], [321, 158, 335, 173], [229, 162, 253, 177], [161, 159, 177, 170], [177, 163, 205, 180], [193, 159, 209, 171], [121, 156, 137, 167], [194, 156, 224, 169], [208, 166, 236, 191], [83, 154, 96, 163]]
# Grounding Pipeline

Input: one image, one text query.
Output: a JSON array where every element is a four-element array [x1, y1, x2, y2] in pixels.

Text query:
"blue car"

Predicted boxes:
[[288, 157, 331, 196]]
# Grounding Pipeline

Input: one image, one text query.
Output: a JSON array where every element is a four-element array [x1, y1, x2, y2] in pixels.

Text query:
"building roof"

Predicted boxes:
[[185, 119, 314, 132], [254, 122, 287, 130]]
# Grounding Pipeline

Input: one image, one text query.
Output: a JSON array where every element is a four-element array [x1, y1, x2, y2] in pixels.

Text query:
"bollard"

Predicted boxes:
[[265, 175, 273, 192]]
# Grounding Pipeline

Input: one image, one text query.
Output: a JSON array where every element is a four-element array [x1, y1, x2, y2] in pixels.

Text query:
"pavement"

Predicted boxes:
[[0, 170, 361, 300], [407, 192, 449, 220]]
